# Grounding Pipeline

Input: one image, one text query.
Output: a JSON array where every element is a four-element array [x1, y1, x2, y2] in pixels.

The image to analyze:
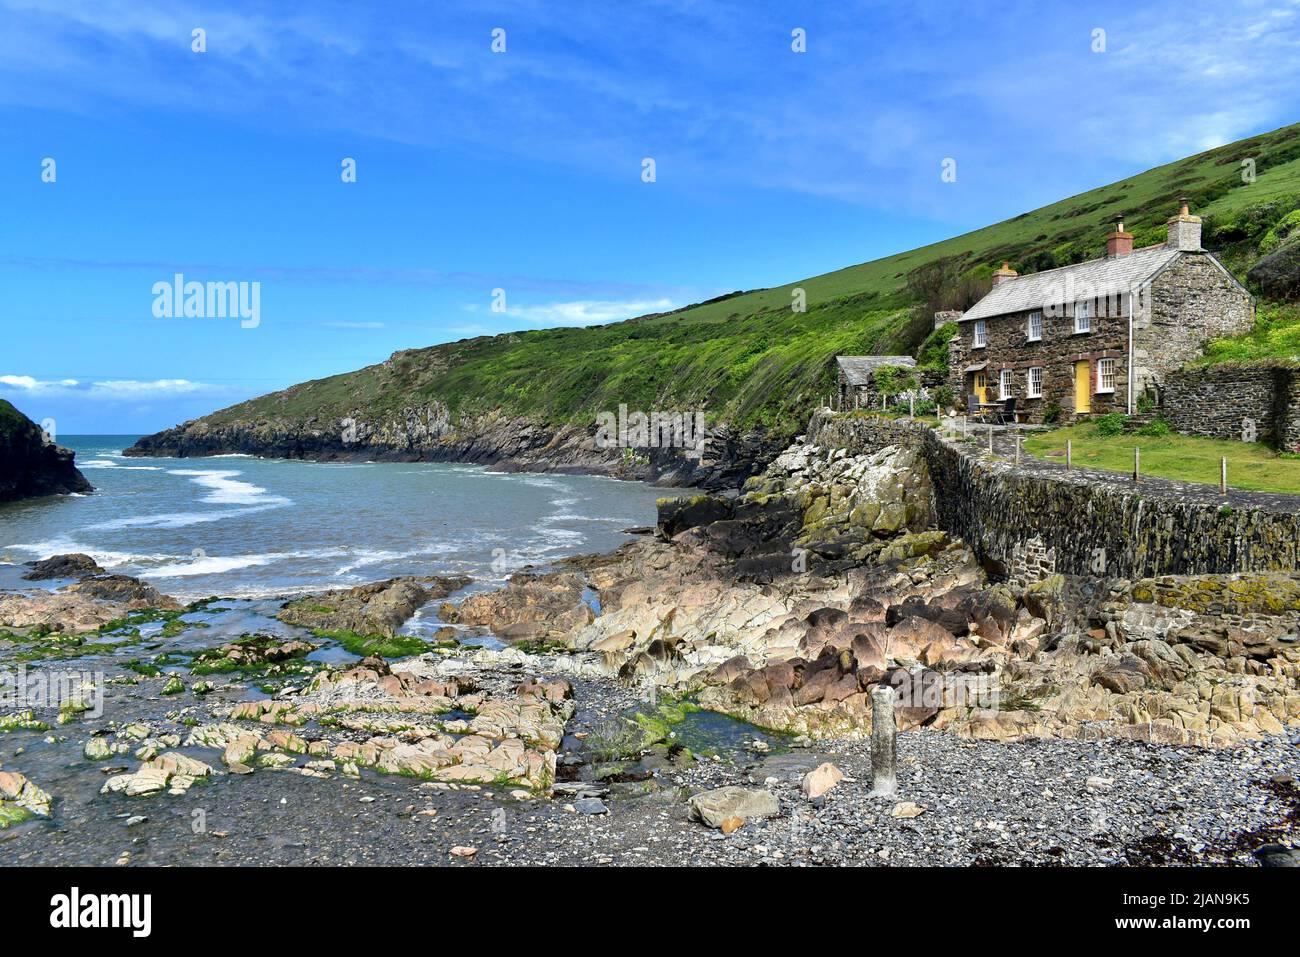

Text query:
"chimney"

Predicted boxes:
[[1106, 214, 1133, 258], [1166, 196, 1202, 251], [991, 261, 1018, 286]]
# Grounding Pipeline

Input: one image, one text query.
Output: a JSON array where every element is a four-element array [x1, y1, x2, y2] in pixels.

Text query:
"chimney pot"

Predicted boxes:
[[1106, 214, 1133, 258]]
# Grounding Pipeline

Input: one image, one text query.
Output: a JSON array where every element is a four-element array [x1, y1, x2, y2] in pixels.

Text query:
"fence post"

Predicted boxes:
[[988, 426, 994, 457], [1134, 446, 1141, 484], [909, 394, 915, 419], [1015, 430, 1021, 467], [1221, 457, 1228, 496], [1066, 439, 1072, 471]]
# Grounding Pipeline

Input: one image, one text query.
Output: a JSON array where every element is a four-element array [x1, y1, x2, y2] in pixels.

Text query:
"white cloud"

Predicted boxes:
[[0, 375, 79, 390], [0, 376, 217, 399], [470, 298, 681, 327]]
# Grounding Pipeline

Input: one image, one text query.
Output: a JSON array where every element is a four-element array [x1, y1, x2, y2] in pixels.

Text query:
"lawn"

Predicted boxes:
[[1022, 423, 1300, 496]]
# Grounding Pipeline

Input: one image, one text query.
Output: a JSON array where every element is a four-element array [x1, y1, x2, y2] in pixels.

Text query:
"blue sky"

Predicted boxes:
[[2, 0, 1299, 433]]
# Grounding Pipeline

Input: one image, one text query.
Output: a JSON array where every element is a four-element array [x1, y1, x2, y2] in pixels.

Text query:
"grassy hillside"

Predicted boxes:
[[203, 122, 1300, 438]]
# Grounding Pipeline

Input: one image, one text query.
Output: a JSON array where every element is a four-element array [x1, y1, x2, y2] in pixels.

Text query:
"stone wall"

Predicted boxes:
[[807, 410, 1300, 580], [1163, 364, 1288, 446]]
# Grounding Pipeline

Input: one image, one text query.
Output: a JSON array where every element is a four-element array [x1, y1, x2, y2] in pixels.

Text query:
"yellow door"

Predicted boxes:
[[973, 371, 987, 404], [1074, 361, 1091, 414]]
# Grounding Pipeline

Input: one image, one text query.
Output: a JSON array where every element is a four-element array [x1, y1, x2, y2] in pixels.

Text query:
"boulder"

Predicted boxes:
[[688, 786, 780, 829], [801, 762, 845, 799], [23, 553, 105, 581]]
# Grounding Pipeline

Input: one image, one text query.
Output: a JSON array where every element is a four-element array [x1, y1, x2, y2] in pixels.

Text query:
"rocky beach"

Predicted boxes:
[[4, 417, 1299, 867]]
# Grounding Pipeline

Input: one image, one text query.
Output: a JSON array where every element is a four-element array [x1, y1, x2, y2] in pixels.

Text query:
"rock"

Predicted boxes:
[[22, 553, 105, 580], [279, 575, 470, 636], [657, 494, 734, 537], [61, 574, 179, 609], [0, 400, 93, 502], [574, 798, 608, 815], [449, 845, 477, 858], [1085, 776, 1115, 792], [439, 571, 593, 641], [1254, 843, 1300, 867], [1247, 240, 1300, 301], [0, 769, 53, 820], [688, 786, 780, 829], [890, 801, 926, 819], [802, 762, 845, 799]]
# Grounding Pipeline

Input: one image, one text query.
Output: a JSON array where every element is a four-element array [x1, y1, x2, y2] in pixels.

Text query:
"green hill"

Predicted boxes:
[[177, 122, 1300, 441]]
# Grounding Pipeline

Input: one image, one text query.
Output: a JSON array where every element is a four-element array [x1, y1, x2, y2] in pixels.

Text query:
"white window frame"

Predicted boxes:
[[1027, 310, 1042, 341], [1027, 366, 1043, 399], [998, 368, 1013, 401], [1074, 299, 1092, 334], [1097, 357, 1116, 394], [972, 319, 987, 348]]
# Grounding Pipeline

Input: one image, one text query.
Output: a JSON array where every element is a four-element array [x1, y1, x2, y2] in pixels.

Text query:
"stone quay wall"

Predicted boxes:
[[806, 409, 1300, 581]]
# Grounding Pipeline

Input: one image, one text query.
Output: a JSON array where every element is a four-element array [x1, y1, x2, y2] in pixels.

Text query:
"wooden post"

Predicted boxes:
[[1066, 440, 1072, 471], [1015, 430, 1021, 467], [1134, 446, 1141, 484], [870, 685, 897, 797], [988, 426, 994, 457], [909, 394, 915, 419], [1221, 457, 1228, 496]]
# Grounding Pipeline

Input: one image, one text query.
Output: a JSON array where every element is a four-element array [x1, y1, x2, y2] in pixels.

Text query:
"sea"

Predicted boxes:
[[0, 436, 664, 601]]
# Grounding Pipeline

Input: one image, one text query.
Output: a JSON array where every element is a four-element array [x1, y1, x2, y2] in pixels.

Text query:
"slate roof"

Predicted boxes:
[[836, 355, 917, 385], [960, 244, 1182, 322]]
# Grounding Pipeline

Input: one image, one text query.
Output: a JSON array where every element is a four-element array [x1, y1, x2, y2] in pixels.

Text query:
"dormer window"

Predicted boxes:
[[1074, 300, 1092, 333], [972, 319, 987, 348], [1027, 311, 1042, 341]]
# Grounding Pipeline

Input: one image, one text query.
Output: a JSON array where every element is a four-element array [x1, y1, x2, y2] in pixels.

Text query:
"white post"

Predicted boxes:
[[870, 685, 897, 797], [988, 426, 994, 457], [1134, 446, 1141, 484], [1221, 457, 1227, 496], [1066, 440, 1072, 471]]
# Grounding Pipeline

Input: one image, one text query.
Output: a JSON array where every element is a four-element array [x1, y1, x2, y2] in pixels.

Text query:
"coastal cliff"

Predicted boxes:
[[0, 400, 92, 502], [125, 402, 786, 489]]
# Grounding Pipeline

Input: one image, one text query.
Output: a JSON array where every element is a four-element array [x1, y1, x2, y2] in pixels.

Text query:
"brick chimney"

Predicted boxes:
[[1106, 214, 1133, 258], [991, 261, 1018, 286], [1166, 197, 1202, 251]]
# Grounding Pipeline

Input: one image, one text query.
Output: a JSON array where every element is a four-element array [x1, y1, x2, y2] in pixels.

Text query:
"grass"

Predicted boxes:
[[1024, 423, 1300, 495], [150, 123, 1300, 443]]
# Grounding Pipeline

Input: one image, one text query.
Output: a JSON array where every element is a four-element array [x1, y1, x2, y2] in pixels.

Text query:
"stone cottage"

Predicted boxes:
[[946, 200, 1254, 423], [836, 355, 918, 410]]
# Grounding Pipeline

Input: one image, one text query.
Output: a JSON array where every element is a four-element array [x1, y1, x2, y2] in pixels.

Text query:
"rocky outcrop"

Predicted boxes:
[[439, 571, 593, 643], [22, 553, 105, 581], [1248, 240, 1300, 301], [124, 405, 786, 490], [278, 575, 470, 636], [0, 400, 91, 502]]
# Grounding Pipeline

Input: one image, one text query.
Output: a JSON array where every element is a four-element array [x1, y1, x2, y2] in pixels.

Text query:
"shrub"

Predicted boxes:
[[1043, 402, 1062, 425], [873, 364, 918, 398], [1137, 418, 1171, 437], [933, 385, 954, 410], [1094, 412, 1127, 437]]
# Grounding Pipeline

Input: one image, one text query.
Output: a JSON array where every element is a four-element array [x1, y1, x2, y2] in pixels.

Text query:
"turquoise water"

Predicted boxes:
[[0, 436, 663, 600]]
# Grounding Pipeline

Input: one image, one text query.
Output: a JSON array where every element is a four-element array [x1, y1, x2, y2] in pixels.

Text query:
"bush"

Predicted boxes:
[[1043, 402, 1062, 425], [933, 385, 954, 409], [1094, 412, 1128, 437], [1137, 418, 1171, 437], [873, 364, 918, 398]]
